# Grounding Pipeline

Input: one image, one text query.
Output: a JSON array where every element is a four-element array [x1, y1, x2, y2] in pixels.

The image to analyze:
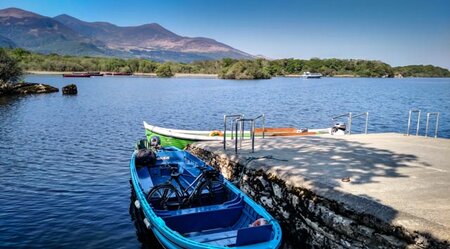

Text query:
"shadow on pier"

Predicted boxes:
[[238, 135, 450, 248], [255, 136, 417, 187]]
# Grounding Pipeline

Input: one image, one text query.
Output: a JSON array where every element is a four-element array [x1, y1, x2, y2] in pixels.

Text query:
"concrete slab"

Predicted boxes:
[[193, 133, 450, 242]]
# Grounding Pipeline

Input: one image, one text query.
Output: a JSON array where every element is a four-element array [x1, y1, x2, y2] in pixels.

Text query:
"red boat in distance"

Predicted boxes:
[[88, 72, 104, 76], [62, 72, 91, 78]]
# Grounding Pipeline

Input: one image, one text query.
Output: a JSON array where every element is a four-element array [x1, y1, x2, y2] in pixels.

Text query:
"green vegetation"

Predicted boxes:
[[266, 58, 395, 77], [219, 59, 271, 79], [0, 48, 23, 84], [393, 65, 450, 77], [5, 48, 450, 79], [155, 63, 174, 77]]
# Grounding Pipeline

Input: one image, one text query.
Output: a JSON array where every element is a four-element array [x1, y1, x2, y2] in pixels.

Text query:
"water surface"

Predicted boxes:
[[0, 76, 449, 248]]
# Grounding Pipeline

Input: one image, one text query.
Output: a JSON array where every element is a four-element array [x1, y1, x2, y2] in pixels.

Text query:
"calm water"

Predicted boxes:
[[0, 75, 449, 248]]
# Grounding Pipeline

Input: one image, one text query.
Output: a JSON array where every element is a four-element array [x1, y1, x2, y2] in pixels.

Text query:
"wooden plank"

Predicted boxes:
[[255, 127, 297, 134]]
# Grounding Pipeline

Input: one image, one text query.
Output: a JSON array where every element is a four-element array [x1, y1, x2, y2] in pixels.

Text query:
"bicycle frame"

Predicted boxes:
[[161, 157, 220, 206], [174, 172, 204, 197]]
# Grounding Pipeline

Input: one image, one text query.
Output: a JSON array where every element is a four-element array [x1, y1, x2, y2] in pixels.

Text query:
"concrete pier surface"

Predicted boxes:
[[189, 133, 450, 246]]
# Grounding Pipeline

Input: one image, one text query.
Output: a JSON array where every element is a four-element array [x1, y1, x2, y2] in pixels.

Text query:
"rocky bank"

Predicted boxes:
[[0, 82, 59, 96]]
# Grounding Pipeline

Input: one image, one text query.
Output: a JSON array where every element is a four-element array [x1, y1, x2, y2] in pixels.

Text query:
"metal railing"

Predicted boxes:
[[353, 112, 369, 134], [233, 114, 265, 153], [406, 109, 421, 136], [223, 114, 244, 150], [331, 112, 369, 135], [425, 112, 440, 138]]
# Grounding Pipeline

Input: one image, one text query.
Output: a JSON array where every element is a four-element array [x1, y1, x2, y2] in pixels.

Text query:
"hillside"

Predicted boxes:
[[0, 34, 15, 48], [0, 8, 106, 56], [0, 8, 253, 62]]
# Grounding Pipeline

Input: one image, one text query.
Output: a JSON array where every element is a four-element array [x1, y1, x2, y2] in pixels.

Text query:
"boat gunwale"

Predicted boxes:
[[144, 121, 224, 141], [130, 149, 282, 249]]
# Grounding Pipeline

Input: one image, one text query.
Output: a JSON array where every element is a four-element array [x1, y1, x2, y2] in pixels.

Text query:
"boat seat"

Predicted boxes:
[[155, 195, 244, 217], [136, 167, 154, 193], [162, 207, 243, 234], [188, 230, 238, 245], [187, 224, 273, 247], [235, 224, 273, 246]]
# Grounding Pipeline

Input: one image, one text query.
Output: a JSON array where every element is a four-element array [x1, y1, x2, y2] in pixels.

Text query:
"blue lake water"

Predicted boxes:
[[0, 75, 449, 248]]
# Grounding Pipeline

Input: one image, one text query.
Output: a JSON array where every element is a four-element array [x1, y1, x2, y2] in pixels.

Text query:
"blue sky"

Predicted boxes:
[[1, 0, 449, 68]]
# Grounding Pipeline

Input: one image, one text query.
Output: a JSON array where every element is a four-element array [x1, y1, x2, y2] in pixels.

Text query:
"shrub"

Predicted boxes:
[[0, 48, 22, 84], [156, 63, 174, 77]]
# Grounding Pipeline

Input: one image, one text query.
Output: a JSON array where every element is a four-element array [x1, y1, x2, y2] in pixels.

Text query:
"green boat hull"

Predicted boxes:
[[145, 129, 197, 149]]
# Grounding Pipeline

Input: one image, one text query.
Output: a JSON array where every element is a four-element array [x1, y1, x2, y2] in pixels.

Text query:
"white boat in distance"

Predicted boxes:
[[300, 72, 322, 79]]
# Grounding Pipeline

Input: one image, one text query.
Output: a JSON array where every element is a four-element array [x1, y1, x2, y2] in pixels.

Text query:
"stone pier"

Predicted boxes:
[[186, 133, 450, 249]]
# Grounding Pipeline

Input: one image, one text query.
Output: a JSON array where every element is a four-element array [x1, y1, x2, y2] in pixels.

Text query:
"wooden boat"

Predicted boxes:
[[62, 72, 91, 78], [130, 141, 282, 248], [144, 121, 328, 149], [87, 71, 104, 76]]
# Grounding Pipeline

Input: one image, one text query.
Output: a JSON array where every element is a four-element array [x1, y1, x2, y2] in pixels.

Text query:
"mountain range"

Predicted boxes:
[[0, 8, 253, 62]]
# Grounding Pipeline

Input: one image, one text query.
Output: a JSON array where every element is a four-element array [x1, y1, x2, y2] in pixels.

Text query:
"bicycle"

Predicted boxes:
[[146, 164, 225, 210]]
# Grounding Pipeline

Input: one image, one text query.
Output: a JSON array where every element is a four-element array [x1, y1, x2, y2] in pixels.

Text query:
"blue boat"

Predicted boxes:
[[129, 139, 282, 248]]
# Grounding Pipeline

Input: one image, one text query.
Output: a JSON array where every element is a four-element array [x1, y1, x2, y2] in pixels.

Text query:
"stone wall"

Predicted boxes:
[[186, 144, 449, 249]]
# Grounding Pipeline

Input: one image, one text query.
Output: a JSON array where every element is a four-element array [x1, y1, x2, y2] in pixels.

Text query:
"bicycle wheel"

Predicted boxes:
[[147, 184, 181, 210], [193, 180, 225, 206]]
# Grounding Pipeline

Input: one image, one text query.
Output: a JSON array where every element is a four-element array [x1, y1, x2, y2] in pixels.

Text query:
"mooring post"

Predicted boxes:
[[416, 110, 421, 136], [262, 114, 266, 139], [251, 120, 256, 153], [365, 112, 369, 134], [235, 120, 239, 154], [407, 110, 412, 136], [348, 112, 353, 135], [223, 115, 227, 150]]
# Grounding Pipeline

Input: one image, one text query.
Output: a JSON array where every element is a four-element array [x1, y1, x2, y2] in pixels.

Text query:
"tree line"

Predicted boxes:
[[3, 48, 450, 81]]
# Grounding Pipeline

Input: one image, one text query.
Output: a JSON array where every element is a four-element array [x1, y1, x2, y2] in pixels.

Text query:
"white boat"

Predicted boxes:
[[300, 72, 322, 79], [143, 121, 329, 149]]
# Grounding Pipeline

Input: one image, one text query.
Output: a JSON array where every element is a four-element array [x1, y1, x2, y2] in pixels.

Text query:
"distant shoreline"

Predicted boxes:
[[24, 71, 450, 79], [8, 49, 448, 79], [26, 71, 219, 78], [23, 71, 362, 78]]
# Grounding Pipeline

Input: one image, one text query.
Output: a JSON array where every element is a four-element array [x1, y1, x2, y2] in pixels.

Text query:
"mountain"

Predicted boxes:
[[0, 8, 253, 62], [0, 34, 15, 48], [0, 8, 105, 56], [53, 14, 251, 61]]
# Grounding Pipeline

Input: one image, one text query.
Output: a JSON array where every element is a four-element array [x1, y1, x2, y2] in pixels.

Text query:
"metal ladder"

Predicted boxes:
[[425, 112, 440, 138], [406, 109, 421, 136], [223, 114, 265, 153], [331, 112, 369, 135], [406, 109, 440, 138], [223, 114, 244, 150]]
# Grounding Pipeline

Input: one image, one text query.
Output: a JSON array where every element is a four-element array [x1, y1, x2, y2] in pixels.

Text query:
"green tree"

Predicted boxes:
[[0, 49, 22, 84], [219, 60, 271, 79], [156, 63, 174, 77]]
